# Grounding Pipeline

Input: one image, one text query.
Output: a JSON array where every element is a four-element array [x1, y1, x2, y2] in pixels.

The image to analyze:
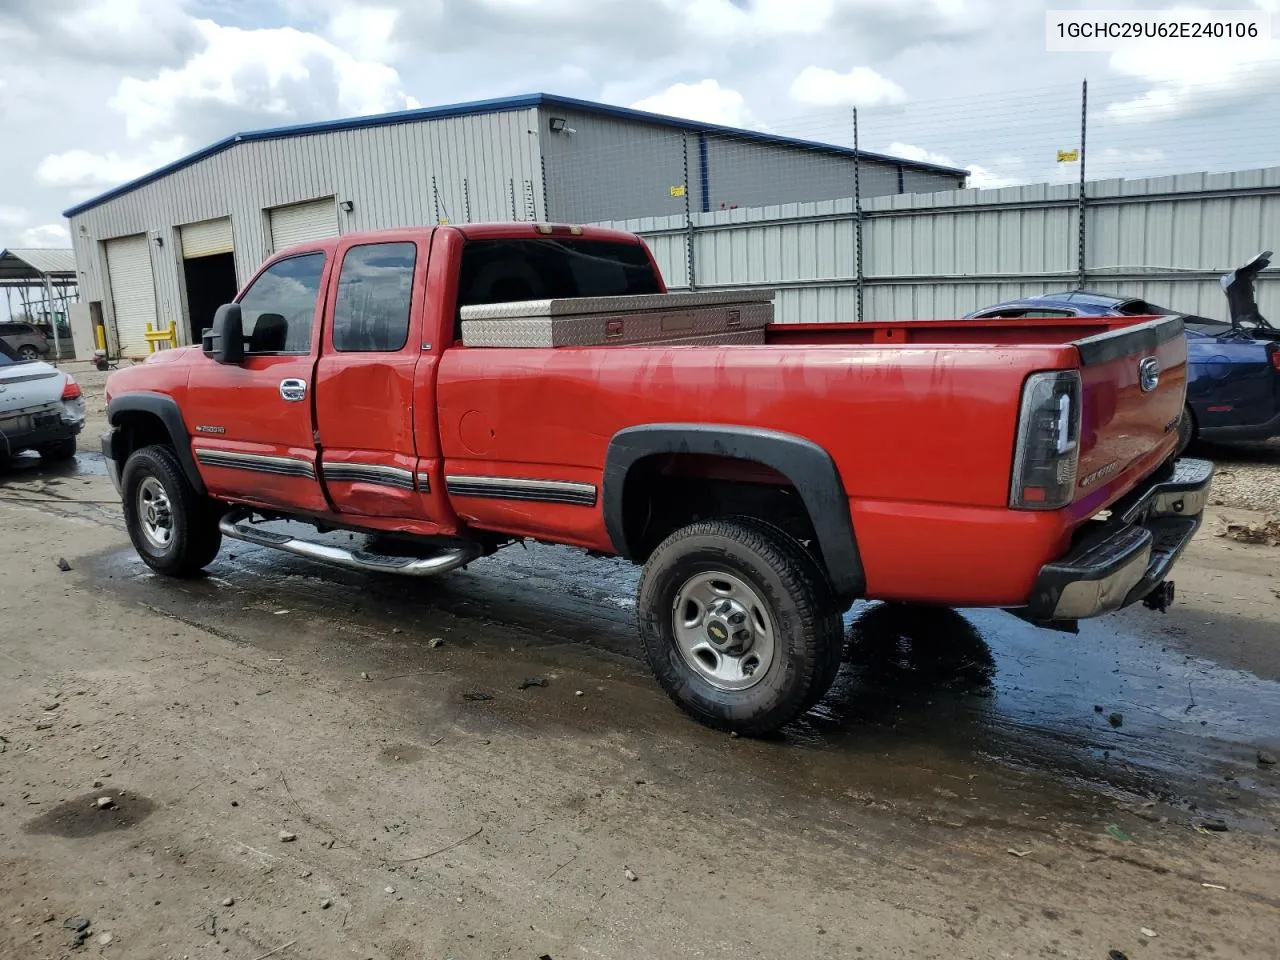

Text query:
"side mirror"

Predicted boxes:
[[203, 303, 244, 364]]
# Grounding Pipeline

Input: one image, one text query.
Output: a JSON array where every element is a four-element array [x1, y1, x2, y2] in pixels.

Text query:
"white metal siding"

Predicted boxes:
[[180, 217, 233, 258], [595, 166, 1280, 323], [104, 235, 158, 357], [269, 198, 339, 251]]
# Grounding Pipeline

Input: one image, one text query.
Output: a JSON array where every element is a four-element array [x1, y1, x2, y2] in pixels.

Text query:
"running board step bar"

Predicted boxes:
[[218, 510, 481, 577]]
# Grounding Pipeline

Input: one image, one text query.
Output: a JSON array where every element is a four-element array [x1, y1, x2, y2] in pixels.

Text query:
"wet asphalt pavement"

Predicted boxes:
[[7, 445, 1280, 838]]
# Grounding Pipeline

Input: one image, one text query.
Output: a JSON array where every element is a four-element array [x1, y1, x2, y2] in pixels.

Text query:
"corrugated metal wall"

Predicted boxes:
[[539, 108, 702, 224], [69, 107, 543, 352], [538, 108, 947, 224], [597, 166, 1280, 323], [701, 136, 913, 210]]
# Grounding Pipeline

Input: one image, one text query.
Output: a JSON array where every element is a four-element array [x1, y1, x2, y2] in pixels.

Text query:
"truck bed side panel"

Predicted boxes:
[[435, 342, 1074, 554]]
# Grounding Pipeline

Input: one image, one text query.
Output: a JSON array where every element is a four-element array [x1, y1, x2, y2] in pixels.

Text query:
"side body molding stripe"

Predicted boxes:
[[321, 463, 417, 490], [195, 449, 316, 479], [445, 474, 597, 506]]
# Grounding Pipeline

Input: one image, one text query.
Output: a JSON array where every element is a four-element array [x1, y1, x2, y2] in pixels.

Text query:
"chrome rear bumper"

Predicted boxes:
[[1023, 458, 1214, 622]]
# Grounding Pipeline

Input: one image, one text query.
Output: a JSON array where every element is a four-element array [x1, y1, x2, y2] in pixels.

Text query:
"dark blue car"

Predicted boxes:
[[965, 252, 1279, 453]]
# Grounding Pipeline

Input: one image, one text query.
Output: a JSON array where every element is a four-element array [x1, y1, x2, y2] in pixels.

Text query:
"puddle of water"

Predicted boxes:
[[0, 448, 108, 479], [23, 790, 156, 838]]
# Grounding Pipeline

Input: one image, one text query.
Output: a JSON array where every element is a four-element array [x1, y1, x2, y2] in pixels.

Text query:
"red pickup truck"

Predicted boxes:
[[102, 223, 1213, 734]]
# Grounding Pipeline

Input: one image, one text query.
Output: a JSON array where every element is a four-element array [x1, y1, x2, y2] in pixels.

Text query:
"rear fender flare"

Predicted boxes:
[[107, 392, 206, 496], [602, 423, 864, 601]]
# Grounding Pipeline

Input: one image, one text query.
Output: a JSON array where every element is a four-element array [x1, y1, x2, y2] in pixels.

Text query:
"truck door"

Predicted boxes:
[[312, 234, 449, 529], [184, 250, 331, 514]]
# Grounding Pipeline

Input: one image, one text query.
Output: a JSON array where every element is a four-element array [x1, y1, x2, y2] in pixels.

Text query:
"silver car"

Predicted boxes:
[[0, 340, 84, 461]]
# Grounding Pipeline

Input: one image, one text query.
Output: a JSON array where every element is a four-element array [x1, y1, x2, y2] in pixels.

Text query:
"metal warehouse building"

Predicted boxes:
[[64, 92, 967, 357]]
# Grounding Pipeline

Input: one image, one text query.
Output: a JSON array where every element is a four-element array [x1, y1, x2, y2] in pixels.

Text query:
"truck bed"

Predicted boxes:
[[764, 315, 1169, 347], [439, 311, 1187, 606]]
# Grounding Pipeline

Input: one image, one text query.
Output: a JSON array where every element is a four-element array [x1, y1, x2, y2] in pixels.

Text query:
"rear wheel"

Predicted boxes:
[[38, 438, 77, 462], [122, 444, 222, 577], [17, 344, 39, 361], [636, 519, 845, 735]]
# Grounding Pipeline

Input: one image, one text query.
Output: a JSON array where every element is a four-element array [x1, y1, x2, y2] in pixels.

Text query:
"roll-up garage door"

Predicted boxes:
[[104, 234, 158, 358], [269, 198, 339, 251], [180, 217, 233, 258]]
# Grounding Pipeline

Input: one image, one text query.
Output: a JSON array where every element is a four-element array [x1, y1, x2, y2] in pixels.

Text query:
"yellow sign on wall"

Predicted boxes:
[[1057, 149, 1080, 163], [669, 184, 687, 198]]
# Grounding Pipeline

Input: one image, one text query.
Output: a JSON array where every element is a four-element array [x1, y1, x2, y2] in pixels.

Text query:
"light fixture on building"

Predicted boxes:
[[153, 234, 163, 247], [340, 200, 355, 212]]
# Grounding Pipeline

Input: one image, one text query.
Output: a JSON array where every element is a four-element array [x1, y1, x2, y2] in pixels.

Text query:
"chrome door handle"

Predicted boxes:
[[279, 378, 307, 402]]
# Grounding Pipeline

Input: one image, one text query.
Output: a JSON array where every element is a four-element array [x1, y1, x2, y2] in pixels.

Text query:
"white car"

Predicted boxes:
[[0, 340, 85, 461]]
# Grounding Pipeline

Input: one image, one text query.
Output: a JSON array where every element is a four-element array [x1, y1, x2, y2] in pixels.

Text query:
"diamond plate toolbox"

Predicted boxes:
[[459, 289, 775, 348]]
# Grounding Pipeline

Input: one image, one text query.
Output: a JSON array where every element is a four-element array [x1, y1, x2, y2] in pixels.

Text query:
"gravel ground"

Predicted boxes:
[[1199, 439, 1280, 514]]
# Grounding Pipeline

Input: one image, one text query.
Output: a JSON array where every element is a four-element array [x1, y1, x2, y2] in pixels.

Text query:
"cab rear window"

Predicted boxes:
[[456, 238, 660, 307]]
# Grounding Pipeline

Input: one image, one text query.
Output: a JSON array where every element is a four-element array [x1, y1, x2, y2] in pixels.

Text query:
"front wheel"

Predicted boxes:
[[121, 445, 223, 577], [636, 519, 845, 735]]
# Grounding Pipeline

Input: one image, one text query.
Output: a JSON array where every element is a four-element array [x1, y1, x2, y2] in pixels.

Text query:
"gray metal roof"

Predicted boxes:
[[0, 248, 77, 284], [64, 92, 970, 218]]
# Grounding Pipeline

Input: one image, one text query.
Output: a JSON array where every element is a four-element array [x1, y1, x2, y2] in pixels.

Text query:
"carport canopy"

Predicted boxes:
[[1, 247, 79, 359], [0, 247, 76, 287]]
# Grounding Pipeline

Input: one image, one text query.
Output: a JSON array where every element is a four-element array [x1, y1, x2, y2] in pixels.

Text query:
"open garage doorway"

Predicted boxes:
[[179, 217, 237, 344], [183, 253, 237, 343]]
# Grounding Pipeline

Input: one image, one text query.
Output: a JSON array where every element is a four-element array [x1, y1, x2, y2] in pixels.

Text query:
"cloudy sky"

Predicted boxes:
[[2, 0, 1279, 253]]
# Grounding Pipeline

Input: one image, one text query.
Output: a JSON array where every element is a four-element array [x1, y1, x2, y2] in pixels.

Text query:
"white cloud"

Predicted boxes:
[[789, 65, 908, 107], [18, 223, 71, 248], [631, 79, 758, 127], [110, 19, 416, 141], [326, 5, 403, 62], [887, 141, 1026, 189], [35, 138, 188, 194], [0, 0, 201, 68], [0, 205, 28, 228], [1102, 6, 1280, 123]]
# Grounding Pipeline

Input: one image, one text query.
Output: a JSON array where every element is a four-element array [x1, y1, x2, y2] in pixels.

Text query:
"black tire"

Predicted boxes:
[[1176, 405, 1196, 456], [38, 437, 77, 462], [17, 345, 39, 361], [725, 516, 845, 712], [636, 518, 846, 735], [121, 444, 222, 577]]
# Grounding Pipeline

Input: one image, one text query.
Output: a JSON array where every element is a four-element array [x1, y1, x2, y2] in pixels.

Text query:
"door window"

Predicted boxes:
[[238, 252, 326, 354], [332, 243, 416, 352]]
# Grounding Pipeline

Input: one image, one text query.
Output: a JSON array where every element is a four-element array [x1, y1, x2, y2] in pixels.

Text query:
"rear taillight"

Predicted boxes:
[[1270, 346, 1280, 372], [1010, 370, 1081, 510], [61, 376, 82, 400]]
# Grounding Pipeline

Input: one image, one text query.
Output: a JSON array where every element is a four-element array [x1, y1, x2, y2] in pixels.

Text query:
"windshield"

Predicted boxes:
[[0, 339, 23, 366]]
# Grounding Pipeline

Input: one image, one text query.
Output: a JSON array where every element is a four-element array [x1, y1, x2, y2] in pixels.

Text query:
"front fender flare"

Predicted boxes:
[[106, 392, 206, 496], [602, 423, 864, 601]]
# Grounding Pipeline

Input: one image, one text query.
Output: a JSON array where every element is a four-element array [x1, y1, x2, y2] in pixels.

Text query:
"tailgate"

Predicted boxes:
[[1073, 316, 1186, 501]]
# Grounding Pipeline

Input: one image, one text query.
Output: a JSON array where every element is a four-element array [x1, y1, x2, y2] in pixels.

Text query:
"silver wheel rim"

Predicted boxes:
[[672, 571, 776, 691], [137, 476, 174, 550]]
